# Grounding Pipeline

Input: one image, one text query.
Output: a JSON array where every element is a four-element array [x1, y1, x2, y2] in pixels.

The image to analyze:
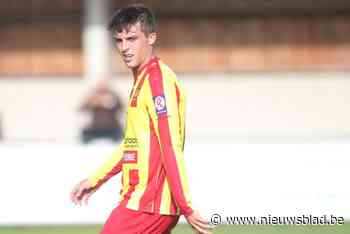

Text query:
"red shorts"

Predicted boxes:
[[100, 205, 180, 234]]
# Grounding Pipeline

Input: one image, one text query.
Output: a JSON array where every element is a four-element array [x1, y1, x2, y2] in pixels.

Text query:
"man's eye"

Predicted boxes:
[[115, 39, 122, 43], [128, 37, 137, 41]]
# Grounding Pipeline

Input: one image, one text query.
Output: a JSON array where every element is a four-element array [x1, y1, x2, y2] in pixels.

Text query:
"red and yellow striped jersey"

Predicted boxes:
[[88, 57, 193, 216]]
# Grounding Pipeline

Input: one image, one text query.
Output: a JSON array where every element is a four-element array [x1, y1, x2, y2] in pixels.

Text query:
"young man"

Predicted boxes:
[[70, 4, 212, 234]]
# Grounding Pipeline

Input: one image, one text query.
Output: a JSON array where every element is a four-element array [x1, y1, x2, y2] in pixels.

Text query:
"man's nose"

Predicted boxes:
[[120, 40, 129, 53]]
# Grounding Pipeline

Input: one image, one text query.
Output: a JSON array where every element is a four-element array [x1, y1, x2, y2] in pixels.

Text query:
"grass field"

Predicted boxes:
[[0, 223, 349, 234]]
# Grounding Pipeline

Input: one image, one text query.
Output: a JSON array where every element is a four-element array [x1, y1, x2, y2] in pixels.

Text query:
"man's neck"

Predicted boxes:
[[132, 51, 155, 78]]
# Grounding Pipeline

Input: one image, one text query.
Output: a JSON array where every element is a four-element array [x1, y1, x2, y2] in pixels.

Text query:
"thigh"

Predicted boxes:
[[155, 215, 180, 234], [100, 206, 180, 234], [100, 206, 140, 234], [141, 213, 179, 234]]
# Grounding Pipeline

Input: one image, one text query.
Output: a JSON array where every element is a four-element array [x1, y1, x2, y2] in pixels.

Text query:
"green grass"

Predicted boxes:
[[0, 223, 349, 234]]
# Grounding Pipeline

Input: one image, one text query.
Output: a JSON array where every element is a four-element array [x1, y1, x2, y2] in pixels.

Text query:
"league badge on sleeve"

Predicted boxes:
[[153, 94, 167, 116]]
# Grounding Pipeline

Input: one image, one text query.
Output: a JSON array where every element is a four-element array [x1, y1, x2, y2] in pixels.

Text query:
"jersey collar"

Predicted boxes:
[[133, 56, 159, 81]]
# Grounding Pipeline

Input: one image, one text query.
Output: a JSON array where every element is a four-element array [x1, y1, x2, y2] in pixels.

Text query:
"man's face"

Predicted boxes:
[[113, 22, 156, 70]]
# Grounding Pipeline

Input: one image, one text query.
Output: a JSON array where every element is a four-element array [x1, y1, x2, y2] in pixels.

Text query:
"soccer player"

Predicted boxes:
[[70, 4, 212, 234]]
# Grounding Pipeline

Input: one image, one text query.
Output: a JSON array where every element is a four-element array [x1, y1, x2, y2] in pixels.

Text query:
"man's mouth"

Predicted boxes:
[[123, 54, 133, 62]]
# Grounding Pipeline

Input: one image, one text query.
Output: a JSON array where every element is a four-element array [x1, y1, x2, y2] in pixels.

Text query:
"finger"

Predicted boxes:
[[72, 187, 80, 204], [70, 188, 77, 203], [193, 228, 202, 234], [193, 214, 210, 225], [79, 187, 92, 206], [192, 217, 210, 227], [71, 189, 80, 205], [72, 192, 80, 205], [83, 191, 93, 205], [70, 183, 81, 203], [74, 186, 85, 205], [83, 193, 90, 205], [77, 189, 85, 206], [71, 181, 84, 203], [195, 217, 210, 226], [190, 222, 212, 234], [191, 219, 214, 232]]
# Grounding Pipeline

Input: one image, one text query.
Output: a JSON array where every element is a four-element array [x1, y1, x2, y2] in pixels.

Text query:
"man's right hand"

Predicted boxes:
[[70, 179, 96, 206], [185, 210, 214, 234]]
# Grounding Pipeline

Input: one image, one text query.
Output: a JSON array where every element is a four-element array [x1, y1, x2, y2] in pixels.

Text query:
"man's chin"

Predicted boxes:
[[124, 61, 136, 69]]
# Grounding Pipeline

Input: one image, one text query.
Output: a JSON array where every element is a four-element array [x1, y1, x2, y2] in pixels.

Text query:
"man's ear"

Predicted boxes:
[[147, 32, 157, 45]]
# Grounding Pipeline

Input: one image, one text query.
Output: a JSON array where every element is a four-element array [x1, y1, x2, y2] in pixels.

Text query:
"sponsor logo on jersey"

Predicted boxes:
[[154, 94, 167, 116], [123, 150, 138, 163], [124, 138, 138, 148]]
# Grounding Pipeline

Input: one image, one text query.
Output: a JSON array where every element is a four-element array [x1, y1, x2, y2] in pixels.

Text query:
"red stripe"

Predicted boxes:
[[94, 160, 123, 189], [153, 166, 166, 213], [156, 117, 192, 216], [135, 56, 158, 78], [169, 193, 178, 214], [175, 84, 180, 107], [171, 84, 182, 214], [148, 61, 193, 216], [138, 115, 162, 212], [120, 169, 139, 207], [174, 84, 183, 149], [131, 73, 147, 107], [120, 186, 135, 207], [149, 114, 167, 213], [130, 57, 157, 99]]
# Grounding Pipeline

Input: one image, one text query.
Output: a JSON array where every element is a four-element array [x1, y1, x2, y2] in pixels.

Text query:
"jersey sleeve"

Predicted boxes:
[[88, 140, 124, 188], [146, 68, 193, 217]]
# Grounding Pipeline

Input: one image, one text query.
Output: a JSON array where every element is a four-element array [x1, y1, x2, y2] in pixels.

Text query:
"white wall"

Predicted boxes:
[[1, 71, 350, 141], [0, 140, 349, 225], [1, 73, 350, 224]]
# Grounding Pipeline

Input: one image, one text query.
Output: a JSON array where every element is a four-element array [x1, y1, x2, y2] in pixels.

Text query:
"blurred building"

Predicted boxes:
[[0, 0, 349, 77], [0, 1, 350, 141]]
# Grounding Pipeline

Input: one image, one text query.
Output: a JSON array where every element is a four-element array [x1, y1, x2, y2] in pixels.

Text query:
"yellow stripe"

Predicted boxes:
[[159, 179, 171, 214], [162, 68, 192, 206], [126, 137, 150, 210], [88, 143, 124, 187]]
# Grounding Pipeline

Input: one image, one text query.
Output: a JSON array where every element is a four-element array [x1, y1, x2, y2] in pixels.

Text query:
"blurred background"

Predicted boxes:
[[0, 0, 350, 233]]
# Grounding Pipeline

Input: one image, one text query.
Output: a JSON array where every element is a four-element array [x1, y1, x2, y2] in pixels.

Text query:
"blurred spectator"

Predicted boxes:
[[80, 80, 123, 144]]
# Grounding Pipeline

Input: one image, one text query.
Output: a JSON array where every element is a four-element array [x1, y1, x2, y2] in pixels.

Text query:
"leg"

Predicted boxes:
[[142, 213, 180, 234], [162, 216, 180, 234], [100, 205, 179, 234], [100, 206, 134, 234]]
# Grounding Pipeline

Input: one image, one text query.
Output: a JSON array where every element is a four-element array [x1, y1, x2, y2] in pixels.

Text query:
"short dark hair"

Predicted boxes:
[[108, 4, 156, 35]]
